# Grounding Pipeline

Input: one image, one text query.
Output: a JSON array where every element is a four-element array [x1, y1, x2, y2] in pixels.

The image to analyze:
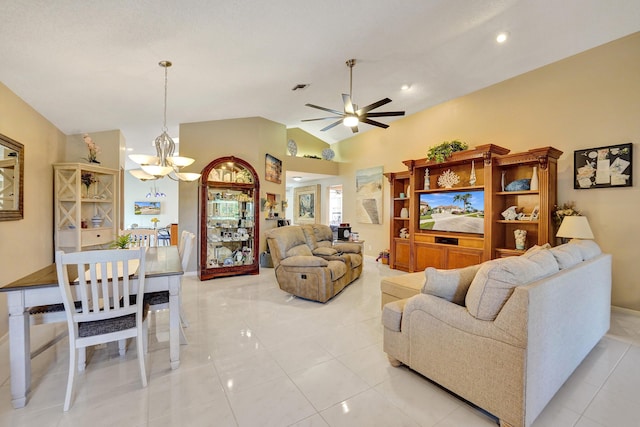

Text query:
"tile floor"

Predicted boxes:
[[1, 257, 639, 426]]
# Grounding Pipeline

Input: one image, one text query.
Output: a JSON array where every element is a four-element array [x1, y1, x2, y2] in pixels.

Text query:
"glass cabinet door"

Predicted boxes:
[[199, 156, 260, 280]]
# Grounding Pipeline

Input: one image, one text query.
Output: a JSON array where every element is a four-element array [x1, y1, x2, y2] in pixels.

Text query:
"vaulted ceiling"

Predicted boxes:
[[1, 1, 639, 167]]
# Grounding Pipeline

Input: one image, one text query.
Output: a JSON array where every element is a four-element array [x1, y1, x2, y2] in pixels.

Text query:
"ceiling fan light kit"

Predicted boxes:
[[129, 60, 201, 182], [303, 58, 405, 133]]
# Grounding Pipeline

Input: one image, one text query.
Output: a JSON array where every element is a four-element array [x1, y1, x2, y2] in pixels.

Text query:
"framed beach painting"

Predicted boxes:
[[356, 166, 383, 224], [134, 201, 161, 215], [293, 185, 320, 224]]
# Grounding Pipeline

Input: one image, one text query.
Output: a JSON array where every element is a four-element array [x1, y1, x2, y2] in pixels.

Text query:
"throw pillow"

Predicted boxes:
[[421, 264, 481, 305]]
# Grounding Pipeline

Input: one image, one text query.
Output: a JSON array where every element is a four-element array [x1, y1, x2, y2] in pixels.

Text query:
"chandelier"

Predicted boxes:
[[129, 61, 201, 182]]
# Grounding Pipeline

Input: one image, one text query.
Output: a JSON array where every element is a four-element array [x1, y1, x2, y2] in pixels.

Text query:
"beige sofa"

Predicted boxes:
[[265, 225, 362, 302], [382, 240, 611, 427]]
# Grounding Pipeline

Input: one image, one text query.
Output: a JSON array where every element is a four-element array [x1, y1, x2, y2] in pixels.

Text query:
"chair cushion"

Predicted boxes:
[[79, 314, 137, 337], [381, 272, 424, 300], [422, 264, 481, 306], [286, 244, 313, 257], [327, 260, 347, 281], [144, 291, 169, 306], [466, 252, 559, 321]]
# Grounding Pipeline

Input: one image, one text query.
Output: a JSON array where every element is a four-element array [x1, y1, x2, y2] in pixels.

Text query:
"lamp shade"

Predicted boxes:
[[556, 216, 594, 239]]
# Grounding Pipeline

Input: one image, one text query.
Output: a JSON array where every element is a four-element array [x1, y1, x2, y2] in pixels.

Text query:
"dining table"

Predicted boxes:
[[0, 246, 184, 409]]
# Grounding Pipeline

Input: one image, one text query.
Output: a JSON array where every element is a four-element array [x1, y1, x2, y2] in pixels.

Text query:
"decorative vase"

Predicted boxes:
[[469, 161, 476, 186], [530, 166, 539, 191], [400, 207, 409, 218], [501, 171, 506, 192], [91, 215, 102, 228], [514, 229, 527, 250]]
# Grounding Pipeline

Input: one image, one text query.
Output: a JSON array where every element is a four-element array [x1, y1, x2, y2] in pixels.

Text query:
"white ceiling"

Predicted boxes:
[[1, 0, 639, 178]]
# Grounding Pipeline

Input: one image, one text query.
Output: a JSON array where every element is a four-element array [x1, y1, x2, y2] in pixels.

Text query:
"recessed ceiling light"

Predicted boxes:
[[401, 84, 411, 91], [293, 176, 302, 182], [496, 32, 508, 44]]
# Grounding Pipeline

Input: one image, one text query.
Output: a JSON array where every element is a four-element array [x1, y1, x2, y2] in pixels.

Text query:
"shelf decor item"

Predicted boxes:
[[469, 161, 476, 186], [426, 140, 468, 163], [437, 169, 460, 188], [530, 166, 539, 191], [287, 139, 298, 156], [424, 169, 430, 189], [400, 207, 409, 218], [514, 229, 527, 250], [322, 148, 335, 160], [83, 134, 100, 164]]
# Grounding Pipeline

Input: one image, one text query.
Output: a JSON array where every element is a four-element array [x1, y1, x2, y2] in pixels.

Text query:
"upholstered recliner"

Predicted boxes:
[[301, 224, 363, 282], [266, 225, 350, 302]]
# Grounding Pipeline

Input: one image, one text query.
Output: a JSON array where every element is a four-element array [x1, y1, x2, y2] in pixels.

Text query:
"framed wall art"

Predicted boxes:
[[265, 153, 282, 184], [355, 166, 383, 224], [293, 184, 320, 224], [134, 201, 161, 215], [574, 143, 632, 189]]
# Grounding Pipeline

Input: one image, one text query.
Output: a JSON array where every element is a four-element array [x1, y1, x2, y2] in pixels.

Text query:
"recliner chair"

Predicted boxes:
[[301, 224, 363, 282], [266, 225, 350, 302]]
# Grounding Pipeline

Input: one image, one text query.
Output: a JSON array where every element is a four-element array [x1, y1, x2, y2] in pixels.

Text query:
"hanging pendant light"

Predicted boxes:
[[129, 60, 201, 182]]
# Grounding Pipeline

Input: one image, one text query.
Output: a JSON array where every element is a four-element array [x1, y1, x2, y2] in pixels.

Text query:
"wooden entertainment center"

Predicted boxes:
[[384, 144, 562, 272]]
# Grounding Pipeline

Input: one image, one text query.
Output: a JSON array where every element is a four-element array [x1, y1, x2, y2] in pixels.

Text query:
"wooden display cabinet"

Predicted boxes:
[[492, 147, 562, 258], [199, 156, 260, 280], [386, 145, 561, 272]]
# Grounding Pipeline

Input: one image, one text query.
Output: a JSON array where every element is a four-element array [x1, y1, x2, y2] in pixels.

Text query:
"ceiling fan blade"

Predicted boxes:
[[361, 118, 390, 129], [305, 103, 343, 116], [320, 120, 343, 132], [365, 111, 405, 118], [356, 98, 392, 115], [342, 94, 355, 114], [302, 117, 342, 122]]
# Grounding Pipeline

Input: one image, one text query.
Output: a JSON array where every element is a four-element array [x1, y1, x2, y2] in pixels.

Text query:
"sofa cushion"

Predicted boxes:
[[280, 255, 328, 268], [549, 243, 583, 269], [421, 264, 481, 305], [327, 260, 347, 281], [313, 247, 338, 256], [569, 239, 602, 260], [286, 244, 313, 257], [522, 245, 559, 272], [381, 272, 424, 300], [466, 253, 559, 321]]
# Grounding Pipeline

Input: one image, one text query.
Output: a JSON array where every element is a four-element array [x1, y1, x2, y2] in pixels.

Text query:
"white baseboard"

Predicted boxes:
[[612, 305, 640, 317]]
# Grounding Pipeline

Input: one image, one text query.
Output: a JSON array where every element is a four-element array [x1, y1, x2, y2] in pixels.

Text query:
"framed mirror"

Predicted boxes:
[[0, 133, 24, 221]]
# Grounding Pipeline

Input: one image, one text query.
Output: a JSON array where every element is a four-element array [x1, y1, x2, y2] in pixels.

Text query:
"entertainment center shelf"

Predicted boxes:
[[385, 145, 562, 272]]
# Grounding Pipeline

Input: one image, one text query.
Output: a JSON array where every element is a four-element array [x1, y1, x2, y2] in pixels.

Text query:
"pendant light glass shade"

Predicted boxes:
[[129, 61, 201, 182]]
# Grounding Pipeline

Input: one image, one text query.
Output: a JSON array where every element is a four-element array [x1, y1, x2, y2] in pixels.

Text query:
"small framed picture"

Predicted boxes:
[[265, 154, 282, 184], [530, 206, 539, 221]]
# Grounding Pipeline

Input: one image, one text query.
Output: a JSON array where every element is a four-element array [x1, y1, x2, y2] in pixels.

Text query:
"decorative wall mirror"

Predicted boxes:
[[0, 133, 24, 221]]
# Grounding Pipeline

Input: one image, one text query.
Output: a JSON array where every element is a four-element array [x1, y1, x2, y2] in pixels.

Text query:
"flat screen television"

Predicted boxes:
[[419, 190, 484, 235]]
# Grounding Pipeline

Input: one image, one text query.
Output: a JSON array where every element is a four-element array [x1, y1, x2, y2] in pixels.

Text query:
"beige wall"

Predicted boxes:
[[178, 117, 287, 272], [66, 130, 125, 171], [286, 128, 333, 159], [0, 82, 67, 336], [333, 32, 640, 310]]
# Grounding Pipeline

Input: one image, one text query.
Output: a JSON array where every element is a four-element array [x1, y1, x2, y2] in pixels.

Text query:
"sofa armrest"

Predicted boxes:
[[333, 242, 362, 254], [402, 294, 525, 348], [382, 299, 407, 332], [279, 256, 329, 268]]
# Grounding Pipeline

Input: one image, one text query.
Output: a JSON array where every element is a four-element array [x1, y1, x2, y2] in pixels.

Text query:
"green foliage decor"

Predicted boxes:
[[426, 140, 468, 163], [110, 233, 131, 249]]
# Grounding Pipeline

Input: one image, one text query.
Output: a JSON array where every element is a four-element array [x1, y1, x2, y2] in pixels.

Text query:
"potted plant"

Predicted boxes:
[[110, 233, 131, 249], [426, 140, 468, 163]]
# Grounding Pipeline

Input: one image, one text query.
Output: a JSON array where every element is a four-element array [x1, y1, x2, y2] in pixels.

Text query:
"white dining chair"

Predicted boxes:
[[55, 247, 148, 411], [146, 230, 195, 343], [128, 228, 158, 247]]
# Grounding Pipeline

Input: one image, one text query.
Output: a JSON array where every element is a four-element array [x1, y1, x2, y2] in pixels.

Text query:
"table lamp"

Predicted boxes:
[[556, 216, 594, 240]]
